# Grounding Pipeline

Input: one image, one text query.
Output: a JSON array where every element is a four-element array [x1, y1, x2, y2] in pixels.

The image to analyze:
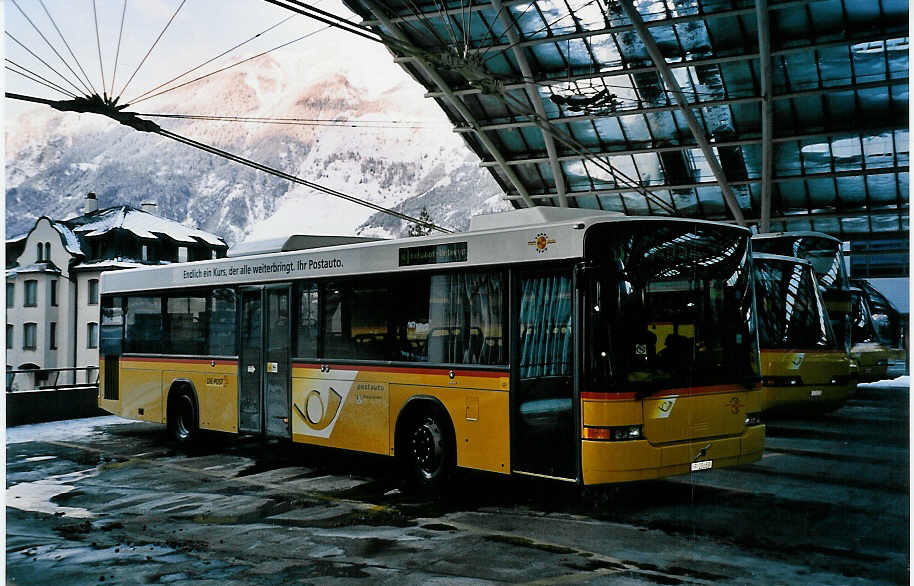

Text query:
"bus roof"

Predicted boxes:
[[100, 211, 749, 295], [751, 231, 842, 244], [752, 253, 813, 266]]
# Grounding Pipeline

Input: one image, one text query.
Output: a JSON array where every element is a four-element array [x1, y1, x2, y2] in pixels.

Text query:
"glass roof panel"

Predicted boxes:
[[835, 176, 866, 208], [695, 187, 727, 216], [805, 178, 838, 209], [866, 175, 898, 206], [811, 218, 841, 234], [776, 180, 807, 212]]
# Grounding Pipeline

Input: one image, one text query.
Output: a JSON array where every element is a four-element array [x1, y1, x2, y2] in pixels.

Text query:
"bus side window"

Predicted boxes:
[[208, 288, 237, 356], [296, 282, 319, 358], [125, 296, 162, 353], [100, 296, 124, 356]]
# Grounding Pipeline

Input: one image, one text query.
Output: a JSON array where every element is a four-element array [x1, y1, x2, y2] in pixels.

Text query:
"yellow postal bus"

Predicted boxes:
[[98, 209, 764, 488], [752, 253, 854, 413]]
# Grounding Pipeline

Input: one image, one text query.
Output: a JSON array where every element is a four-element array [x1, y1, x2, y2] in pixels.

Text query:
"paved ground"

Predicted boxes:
[[6, 382, 909, 585]]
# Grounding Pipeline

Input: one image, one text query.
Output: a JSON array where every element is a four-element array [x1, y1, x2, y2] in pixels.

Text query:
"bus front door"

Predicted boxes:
[[512, 270, 578, 480], [239, 285, 292, 438]]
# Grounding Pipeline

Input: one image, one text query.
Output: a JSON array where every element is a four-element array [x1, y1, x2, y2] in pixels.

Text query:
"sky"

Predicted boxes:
[[3, 0, 422, 121]]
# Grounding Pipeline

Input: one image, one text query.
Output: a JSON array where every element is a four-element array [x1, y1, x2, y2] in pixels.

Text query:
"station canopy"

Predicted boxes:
[[339, 0, 908, 266]]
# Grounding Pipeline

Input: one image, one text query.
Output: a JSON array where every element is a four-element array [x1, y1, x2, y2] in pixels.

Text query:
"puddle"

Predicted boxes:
[[6, 468, 98, 518]]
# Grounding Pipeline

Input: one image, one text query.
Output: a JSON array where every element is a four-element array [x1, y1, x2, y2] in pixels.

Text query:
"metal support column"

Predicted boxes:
[[757, 0, 774, 232]]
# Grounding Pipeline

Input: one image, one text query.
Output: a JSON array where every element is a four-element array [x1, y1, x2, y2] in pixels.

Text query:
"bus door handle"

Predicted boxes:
[[247, 364, 256, 374]]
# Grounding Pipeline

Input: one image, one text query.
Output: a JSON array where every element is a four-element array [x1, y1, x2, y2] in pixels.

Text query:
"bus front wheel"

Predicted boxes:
[[401, 410, 452, 491], [167, 389, 198, 444]]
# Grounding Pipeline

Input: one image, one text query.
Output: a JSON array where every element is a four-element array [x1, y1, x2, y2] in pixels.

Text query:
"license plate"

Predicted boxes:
[[810, 389, 823, 397], [691, 460, 713, 472]]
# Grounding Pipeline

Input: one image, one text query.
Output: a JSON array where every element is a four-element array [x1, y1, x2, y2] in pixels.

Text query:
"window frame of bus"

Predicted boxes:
[[105, 288, 238, 359], [291, 268, 510, 369]]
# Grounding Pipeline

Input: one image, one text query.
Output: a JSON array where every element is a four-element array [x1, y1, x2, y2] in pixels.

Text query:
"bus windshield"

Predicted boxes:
[[585, 223, 759, 395], [753, 258, 838, 349], [752, 235, 847, 291]]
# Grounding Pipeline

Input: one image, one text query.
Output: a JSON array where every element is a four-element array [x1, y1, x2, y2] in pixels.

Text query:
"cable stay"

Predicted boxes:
[[116, 0, 188, 100], [126, 26, 330, 107], [38, 0, 99, 95], [127, 15, 297, 105], [5, 91, 453, 235]]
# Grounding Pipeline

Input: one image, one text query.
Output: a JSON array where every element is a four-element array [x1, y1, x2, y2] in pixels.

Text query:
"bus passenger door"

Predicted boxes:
[[239, 285, 292, 438], [511, 269, 578, 480], [264, 285, 291, 438], [239, 288, 263, 434]]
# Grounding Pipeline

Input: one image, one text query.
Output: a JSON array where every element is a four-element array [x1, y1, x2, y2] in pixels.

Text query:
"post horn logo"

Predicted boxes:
[[294, 387, 343, 431], [528, 232, 556, 254]]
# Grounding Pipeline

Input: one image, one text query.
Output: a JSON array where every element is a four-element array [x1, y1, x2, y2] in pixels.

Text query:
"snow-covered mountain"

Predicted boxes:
[[5, 51, 509, 245]]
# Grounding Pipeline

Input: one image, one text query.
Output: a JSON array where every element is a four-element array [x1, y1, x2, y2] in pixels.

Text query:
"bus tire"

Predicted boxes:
[[167, 386, 198, 444], [399, 406, 453, 492]]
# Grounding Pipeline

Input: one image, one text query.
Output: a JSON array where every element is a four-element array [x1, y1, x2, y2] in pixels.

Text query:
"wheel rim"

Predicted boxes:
[[174, 395, 193, 440], [410, 416, 443, 480]]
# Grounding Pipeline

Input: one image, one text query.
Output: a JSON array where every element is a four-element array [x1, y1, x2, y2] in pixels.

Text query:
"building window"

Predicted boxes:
[[141, 244, 148, 262], [178, 247, 188, 263], [23, 323, 37, 349], [44, 242, 51, 261], [36, 242, 43, 261], [87, 322, 98, 349], [49, 322, 57, 349], [24, 280, 37, 307], [50, 280, 58, 306], [6, 325, 13, 349], [6, 283, 14, 308], [88, 279, 99, 305]]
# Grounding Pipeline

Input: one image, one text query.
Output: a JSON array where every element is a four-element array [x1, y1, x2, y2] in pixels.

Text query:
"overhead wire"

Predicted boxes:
[[127, 15, 297, 105], [155, 128, 453, 233], [92, 0, 107, 95], [9, 0, 94, 96], [5, 64, 79, 99], [5, 31, 86, 96], [117, 0, 188, 99], [136, 112, 451, 129], [109, 0, 128, 98], [38, 0, 98, 95]]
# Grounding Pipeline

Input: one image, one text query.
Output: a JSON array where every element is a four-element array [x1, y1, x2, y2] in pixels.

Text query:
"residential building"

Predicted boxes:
[[6, 193, 228, 389]]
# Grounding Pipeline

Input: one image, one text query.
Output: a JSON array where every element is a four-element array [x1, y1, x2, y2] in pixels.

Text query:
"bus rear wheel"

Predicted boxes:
[[402, 411, 452, 492], [168, 390, 198, 444]]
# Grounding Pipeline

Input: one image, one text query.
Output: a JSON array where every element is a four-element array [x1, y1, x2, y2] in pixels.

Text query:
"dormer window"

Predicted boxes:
[[36, 242, 43, 261], [142, 244, 149, 262], [178, 247, 188, 263], [44, 242, 51, 261]]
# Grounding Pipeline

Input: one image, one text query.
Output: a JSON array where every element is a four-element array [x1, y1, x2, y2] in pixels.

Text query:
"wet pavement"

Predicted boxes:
[[6, 383, 909, 585]]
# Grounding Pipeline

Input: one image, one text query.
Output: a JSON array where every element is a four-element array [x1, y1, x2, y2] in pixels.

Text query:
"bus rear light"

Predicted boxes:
[[762, 376, 803, 386], [830, 375, 852, 385], [744, 412, 762, 426], [583, 425, 642, 441]]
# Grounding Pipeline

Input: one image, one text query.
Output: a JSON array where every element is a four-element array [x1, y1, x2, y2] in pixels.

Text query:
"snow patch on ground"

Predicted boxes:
[[6, 416, 138, 445], [858, 375, 910, 390]]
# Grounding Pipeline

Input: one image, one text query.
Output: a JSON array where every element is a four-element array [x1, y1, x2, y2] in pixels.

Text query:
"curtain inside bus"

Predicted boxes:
[[518, 275, 573, 378]]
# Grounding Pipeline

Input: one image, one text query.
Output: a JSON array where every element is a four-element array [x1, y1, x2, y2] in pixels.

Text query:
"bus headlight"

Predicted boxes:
[[744, 412, 762, 426], [582, 425, 643, 441], [830, 375, 851, 385], [762, 376, 803, 386]]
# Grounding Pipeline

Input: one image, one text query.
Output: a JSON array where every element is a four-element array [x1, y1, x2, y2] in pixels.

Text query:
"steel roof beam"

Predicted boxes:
[[358, 0, 536, 208], [502, 165, 908, 200], [366, 0, 823, 46], [452, 77, 907, 132], [475, 125, 904, 166], [617, 0, 744, 224], [491, 0, 567, 206], [757, 0, 774, 233], [421, 31, 908, 97]]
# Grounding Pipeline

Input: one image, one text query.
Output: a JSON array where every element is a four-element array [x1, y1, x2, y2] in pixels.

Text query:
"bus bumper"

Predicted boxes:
[[580, 424, 764, 485], [761, 384, 852, 414]]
